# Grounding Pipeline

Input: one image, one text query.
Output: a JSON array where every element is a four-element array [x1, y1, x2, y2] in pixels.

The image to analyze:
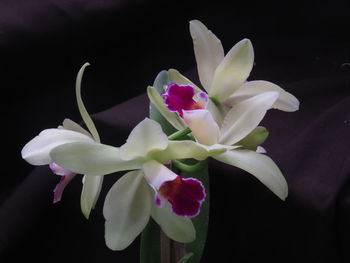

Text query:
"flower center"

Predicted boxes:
[[162, 83, 208, 117], [157, 176, 206, 217]]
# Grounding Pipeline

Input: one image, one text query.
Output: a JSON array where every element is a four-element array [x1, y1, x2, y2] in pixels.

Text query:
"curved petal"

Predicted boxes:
[[219, 92, 278, 146], [151, 202, 196, 243], [225, 80, 300, 112], [80, 175, 104, 219], [147, 86, 186, 131], [21, 129, 94, 165], [214, 150, 288, 200], [210, 39, 254, 101], [189, 20, 225, 92], [75, 63, 101, 142], [119, 118, 168, 161], [50, 142, 143, 176], [151, 140, 228, 163], [52, 173, 76, 204], [182, 109, 220, 146], [168, 69, 202, 92], [61, 119, 92, 138], [103, 171, 151, 250]]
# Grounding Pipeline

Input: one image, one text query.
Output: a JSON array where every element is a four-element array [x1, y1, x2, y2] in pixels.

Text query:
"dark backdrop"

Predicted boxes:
[[1, 0, 349, 262]]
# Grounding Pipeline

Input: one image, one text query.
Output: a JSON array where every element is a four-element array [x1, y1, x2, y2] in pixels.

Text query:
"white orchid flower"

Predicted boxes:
[[149, 82, 288, 201], [21, 63, 103, 218], [49, 118, 229, 250], [168, 19, 299, 120]]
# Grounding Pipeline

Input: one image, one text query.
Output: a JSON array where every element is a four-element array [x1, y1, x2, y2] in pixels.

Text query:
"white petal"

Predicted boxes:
[[75, 63, 101, 142], [214, 150, 288, 200], [147, 87, 187, 131], [210, 39, 254, 101], [168, 69, 201, 92], [151, 202, 196, 243], [152, 140, 228, 164], [225, 80, 300, 112], [103, 171, 151, 250], [219, 92, 278, 146], [50, 142, 143, 176], [182, 109, 220, 146], [21, 129, 94, 165], [120, 118, 169, 161], [61, 119, 92, 138], [189, 20, 225, 92], [207, 99, 224, 126], [142, 160, 177, 190], [80, 175, 104, 219]]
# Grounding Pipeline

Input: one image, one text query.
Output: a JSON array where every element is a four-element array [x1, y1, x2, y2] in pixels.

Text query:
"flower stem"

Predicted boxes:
[[160, 230, 186, 263], [172, 160, 206, 173], [168, 127, 191, 140]]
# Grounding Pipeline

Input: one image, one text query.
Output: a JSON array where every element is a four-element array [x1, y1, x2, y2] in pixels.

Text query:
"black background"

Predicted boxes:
[[1, 0, 350, 262]]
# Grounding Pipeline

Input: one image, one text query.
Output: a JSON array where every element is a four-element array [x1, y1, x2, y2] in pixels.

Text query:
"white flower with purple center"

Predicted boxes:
[[21, 63, 104, 219], [150, 82, 288, 201], [166, 19, 299, 123], [49, 118, 228, 250]]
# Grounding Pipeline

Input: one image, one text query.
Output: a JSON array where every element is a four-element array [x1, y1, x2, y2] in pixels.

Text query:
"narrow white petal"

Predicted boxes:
[[103, 171, 151, 250], [210, 39, 254, 101], [151, 202, 196, 243], [61, 119, 92, 138], [21, 129, 94, 165], [189, 20, 225, 92], [182, 109, 220, 146], [119, 118, 169, 161], [219, 92, 278, 146], [50, 142, 143, 176], [214, 150, 288, 200], [81, 175, 104, 219], [225, 80, 300, 112], [147, 86, 187, 131], [152, 140, 228, 164], [142, 160, 177, 190]]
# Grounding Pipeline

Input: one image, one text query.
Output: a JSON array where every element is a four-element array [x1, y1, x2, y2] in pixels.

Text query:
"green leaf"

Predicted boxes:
[[177, 252, 194, 263], [182, 159, 209, 263], [140, 218, 161, 263], [149, 71, 178, 135]]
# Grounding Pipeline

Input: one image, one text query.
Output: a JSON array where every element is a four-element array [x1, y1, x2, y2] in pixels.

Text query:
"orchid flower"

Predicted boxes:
[[149, 82, 288, 200], [49, 118, 229, 250], [21, 63, 103, 218], [168, 19, 299, 122]]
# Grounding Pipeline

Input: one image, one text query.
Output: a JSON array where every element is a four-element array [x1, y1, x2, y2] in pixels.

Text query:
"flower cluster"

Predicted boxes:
[[21, 20, 299, 251]]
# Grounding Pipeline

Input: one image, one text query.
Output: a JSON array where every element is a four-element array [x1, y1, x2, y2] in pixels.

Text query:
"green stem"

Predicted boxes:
[[172, 160, 207, 173], [168, 127, 191, 140]]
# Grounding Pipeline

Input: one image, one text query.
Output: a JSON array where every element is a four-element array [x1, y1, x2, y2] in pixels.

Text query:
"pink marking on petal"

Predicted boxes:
[[49, 163, 75, 176], [155, 194, 164, 208], [158, 176, 206, 217], [50, 163, 76, 203], [162, 83, 207, 117]]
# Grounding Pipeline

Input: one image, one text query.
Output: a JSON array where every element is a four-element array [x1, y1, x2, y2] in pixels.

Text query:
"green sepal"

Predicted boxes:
[[149, 71, 177, 135], [235, 126, 269, 150]]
